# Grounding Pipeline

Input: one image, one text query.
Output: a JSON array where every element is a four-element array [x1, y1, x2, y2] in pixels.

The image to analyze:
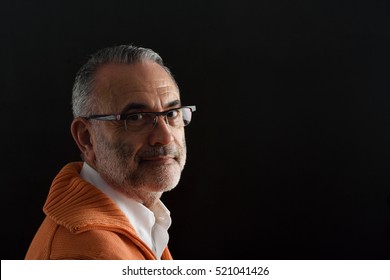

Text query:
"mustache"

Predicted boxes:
[[137, 146, 179, 158]]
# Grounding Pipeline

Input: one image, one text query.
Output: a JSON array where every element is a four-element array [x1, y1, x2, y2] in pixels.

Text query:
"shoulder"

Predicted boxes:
[[49, 226, 148, 260]]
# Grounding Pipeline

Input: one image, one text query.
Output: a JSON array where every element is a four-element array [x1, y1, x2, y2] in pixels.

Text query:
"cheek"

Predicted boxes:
[[174, 129, 186, 147], [116, 135, 146, 159], [175, 131, 187, 164]]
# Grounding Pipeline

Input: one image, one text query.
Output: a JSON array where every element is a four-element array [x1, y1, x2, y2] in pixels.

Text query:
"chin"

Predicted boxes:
[[141, 164, 182, 188], [149, 177, 181, 193]]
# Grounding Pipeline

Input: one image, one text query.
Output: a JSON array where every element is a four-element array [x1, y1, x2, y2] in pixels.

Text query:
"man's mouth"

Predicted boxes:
[[140, 155, 176, 163]]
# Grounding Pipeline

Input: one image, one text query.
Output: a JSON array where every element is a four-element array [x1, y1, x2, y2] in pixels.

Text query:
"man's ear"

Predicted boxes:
[[71, 117, 95, 164]]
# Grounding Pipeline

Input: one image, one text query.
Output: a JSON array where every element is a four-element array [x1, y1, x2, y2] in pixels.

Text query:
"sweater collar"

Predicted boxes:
[[43, 162, 134, 235]]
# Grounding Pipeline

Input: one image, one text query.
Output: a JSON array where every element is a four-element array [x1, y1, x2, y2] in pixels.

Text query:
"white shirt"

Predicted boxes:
[[79, 162, 171, 259]]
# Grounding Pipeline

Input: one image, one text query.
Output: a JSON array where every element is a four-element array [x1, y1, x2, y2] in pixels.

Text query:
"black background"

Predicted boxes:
[[1, 0, 390, 260]]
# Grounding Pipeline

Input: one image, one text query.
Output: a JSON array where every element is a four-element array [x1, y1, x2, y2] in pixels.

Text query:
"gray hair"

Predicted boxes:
[[71, 44, 175, 117]]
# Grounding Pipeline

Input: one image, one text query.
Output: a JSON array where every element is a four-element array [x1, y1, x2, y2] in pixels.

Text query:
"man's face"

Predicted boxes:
[[89, 62, 187, 200]]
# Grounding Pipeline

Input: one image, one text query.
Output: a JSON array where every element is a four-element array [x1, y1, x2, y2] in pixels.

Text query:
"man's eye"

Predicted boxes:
[[126, 114, 143, 121], [167, 109, 179, 118]]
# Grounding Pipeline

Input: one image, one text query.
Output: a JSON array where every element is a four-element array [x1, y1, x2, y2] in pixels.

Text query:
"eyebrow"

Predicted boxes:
[[120, 103, 148, 114], [120, 100, 182, 114]]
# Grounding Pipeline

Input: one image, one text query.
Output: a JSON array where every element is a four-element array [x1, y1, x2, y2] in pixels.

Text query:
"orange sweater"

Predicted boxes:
[[25, 162, 173, 260]]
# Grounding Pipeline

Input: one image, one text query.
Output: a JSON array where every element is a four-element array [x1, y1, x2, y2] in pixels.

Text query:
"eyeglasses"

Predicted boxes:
[[84, 106, 196, 132]]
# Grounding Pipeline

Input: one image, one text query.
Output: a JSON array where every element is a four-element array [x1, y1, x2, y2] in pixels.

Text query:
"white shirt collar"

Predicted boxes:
[[79, 162, 171, 259]]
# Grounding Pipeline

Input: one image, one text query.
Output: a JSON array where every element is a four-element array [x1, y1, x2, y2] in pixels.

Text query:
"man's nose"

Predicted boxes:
[[148, 115, 174, 146]]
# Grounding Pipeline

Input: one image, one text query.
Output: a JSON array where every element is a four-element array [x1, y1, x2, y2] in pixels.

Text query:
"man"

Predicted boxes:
[[25, 45, 196, 260]]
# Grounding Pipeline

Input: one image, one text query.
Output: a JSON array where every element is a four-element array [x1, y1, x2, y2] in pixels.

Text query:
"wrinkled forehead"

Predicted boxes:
[[92, 62, 180, 113]]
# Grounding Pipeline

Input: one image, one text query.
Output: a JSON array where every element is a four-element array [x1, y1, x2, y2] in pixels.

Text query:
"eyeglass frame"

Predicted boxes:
[[82, 105, 196, 129]]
